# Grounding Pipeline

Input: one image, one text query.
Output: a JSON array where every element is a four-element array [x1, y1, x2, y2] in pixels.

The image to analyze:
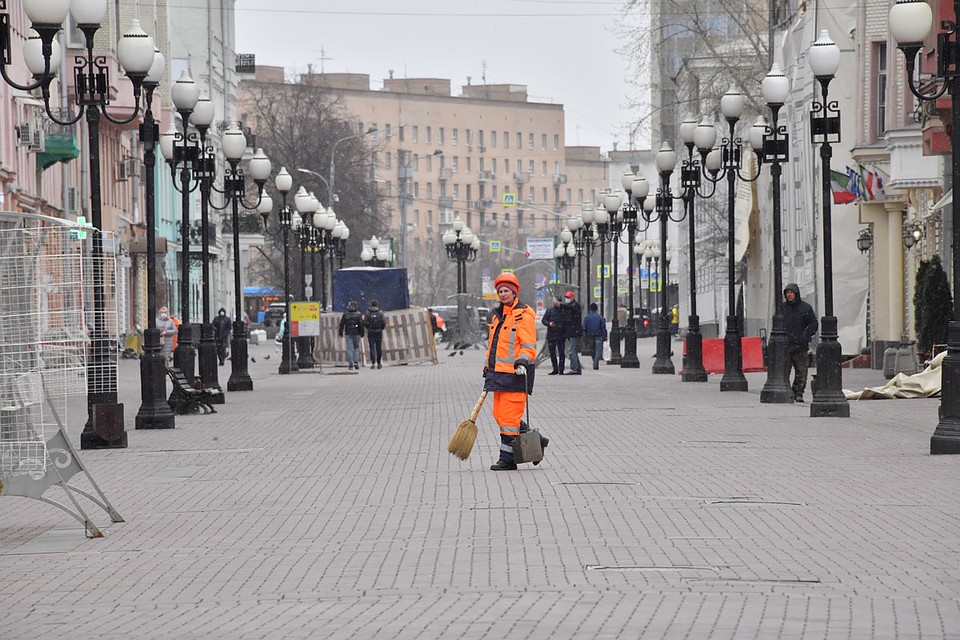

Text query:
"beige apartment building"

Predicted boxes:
[[243, 67, 607, 305]]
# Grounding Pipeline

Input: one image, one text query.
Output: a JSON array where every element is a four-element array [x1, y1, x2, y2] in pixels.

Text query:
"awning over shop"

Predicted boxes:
[[37, 132, 80, 170]]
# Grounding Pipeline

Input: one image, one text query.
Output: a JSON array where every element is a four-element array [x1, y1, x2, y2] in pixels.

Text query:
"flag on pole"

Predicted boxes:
[[830, 169, 859, 204]]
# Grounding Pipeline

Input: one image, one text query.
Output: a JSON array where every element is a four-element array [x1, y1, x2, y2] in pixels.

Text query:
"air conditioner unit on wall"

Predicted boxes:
[[124, 158, 140, 179], [16, 123, 45, 152], [117, 160, 128, 182]]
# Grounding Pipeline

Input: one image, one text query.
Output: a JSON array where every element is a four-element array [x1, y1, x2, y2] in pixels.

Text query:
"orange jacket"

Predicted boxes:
[[486, 299, 537, 374]]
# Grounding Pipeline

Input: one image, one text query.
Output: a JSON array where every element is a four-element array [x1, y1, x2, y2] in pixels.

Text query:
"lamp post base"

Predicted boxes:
[[296, 337, 315, 369], [810, 315, 850, 418], [136, 328, 176, 429], [719, 316, 748, 391], [607, 323, 622, 364], [227, 324, 254, 391], [279, 334, 299, 375], [197, 322, 225, 404], [169, 324, 197, 405], [930, 322, 960, 453], [681, 315, 708, 382], [620, 324, 640, 368], [760, 313, 794, 403], [652, 324, 675, 374]]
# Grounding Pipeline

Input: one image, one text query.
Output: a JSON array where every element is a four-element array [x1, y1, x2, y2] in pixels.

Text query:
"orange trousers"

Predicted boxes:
[[492, 390, 526, 436]]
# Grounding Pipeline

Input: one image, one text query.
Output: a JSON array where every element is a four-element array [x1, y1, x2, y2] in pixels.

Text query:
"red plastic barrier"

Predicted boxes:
[[682, 336, 766, 374]]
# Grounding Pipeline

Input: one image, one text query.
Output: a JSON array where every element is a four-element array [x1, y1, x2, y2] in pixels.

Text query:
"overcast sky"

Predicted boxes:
[[234, 1, 642, 151]]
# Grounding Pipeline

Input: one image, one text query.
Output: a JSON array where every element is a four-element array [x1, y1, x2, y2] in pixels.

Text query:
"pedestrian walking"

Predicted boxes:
[[582, 302, 608, 370], [212, 307, 231, 365], [541, 296, 566, 375], [339, 300, 365, 370], [782, 283, 819, 402], [670, 304, 680, 336], [157, 306, 176, 364], [560, 291, 583, 374], [483, 273, 547, 471], [617, 301, 629, 327], [364, 299, 386, 369]]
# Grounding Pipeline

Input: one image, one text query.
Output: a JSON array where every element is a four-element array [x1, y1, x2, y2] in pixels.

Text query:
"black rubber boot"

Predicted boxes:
[[490, 461, 518, 471]]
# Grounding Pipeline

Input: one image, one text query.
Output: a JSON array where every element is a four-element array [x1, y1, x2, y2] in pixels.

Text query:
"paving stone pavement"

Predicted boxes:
[[1, 337, 959, 639]]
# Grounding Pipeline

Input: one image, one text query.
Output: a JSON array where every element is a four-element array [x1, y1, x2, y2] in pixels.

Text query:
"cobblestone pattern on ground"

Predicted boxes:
[[1, 339, 958, 639]]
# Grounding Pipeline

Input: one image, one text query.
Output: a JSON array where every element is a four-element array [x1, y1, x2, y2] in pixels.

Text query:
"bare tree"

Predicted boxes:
[[237, 80, 387, 296]]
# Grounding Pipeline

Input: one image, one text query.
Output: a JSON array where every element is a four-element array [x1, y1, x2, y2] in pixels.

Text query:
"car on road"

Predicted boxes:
[[262, 302, 286, 328]]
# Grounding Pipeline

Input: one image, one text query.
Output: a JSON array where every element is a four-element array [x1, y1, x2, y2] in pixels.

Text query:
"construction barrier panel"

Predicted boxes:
[[684, 336, 766, 374], [314, 307, 438, 368]]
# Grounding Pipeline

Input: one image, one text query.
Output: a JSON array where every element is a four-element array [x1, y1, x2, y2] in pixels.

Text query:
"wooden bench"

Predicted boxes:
[[165, 368, 216, 415]]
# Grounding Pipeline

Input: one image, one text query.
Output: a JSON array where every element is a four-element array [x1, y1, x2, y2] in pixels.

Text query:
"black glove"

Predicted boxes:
[[482, 365, 488, 378], [514, 364, 527, 376]]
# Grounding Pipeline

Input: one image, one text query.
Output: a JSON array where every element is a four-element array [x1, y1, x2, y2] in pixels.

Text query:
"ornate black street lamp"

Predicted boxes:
[[807, 30, 850, 417], [160, 71, 203, 394], [294, 188, 319, 369], [443, 219, 479, 340], [889, 0, 960, 449], [604, 193, 625, 364], [362, 235, 393, 267], [259, 168, 298, 375], [698, 89, 762, 391], [752, 64, 795, 404], [3, 2, 155, 448], [592, 195, 613, 325], [645, 143, 682, 374], [135, 48, 176, 430], [555, 228, 576, 284], [604, 175, 651, 368], [673, 116, 721, 382], [217, 136, 271, 392]]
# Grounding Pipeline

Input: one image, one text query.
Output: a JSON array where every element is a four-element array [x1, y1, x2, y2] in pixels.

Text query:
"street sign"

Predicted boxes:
[[482, 275, 497, 300], [289, 301, 321, 336], [489, 240, 502, 252], [594, 286, 601, 300], [597, 264, 610, 279], [502, 193, 517, 206], [70, 215, 91, 240], [640, 267, 649, 290], [525, 237, 555, 260], [650, 271, 661, 292]]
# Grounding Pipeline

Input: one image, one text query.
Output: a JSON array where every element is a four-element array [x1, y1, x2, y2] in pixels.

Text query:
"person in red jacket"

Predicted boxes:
[[483, 272, 548, 470]]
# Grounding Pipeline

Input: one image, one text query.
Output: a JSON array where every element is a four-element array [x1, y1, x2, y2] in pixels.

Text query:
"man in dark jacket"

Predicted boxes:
[[211, 307, 232, 365], [338, 300, 365, 370], [582, 303, 608, 370], [782, 283, 818, 402], [560, 291, 583, 374], [541, 296, 566, 375], [363, 299, 386, 369]]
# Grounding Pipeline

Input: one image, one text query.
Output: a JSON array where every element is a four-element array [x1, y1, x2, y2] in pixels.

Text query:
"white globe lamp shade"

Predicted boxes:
[[694, 117, 717, 152], [750, 117, 768, 151], [595, 208, 609, 224], [146, 48, 165, 85], [761, 63, 790, 106], [655, 142, 678, 173], [375, 246, 389, 261], [461, 229, 475, 244], [560, 228, 573, 244], [679, 116, 698, 145], [294, 187, 311, 213], [221, 122, 247, 161], [249, 148, 272, 181], [554, 245, 565, 258], [24, 0, 71, 25], [706, 148, 723, 172], [70, 0, 108, 26], [471, 238, 480, 250], [566, 244, 576, 257], [24, 30, 61, 76], [620, 172, 635, 191], [332, 223, 344, 239], [890, 0, 934, 45], [171, 69, 199, 111], [443, 230, 456, 245], [643, 196, 655, 214], [453, 217, 465, 232], [809, 29, 841, 78], [313, 211, 329, 230], [341, 226, 350, 241], [159, 122, 176, 162], [190, 94, 216, 128], [631, 176, 649, 200], [719, 86, 745, 119], [581, 204, 595, 225], [117, 19, 155, 75], [370, 236, 380, 250], [275, 167, 293, 193], [604, 191, 623, 214], [257, 193, 273, 215], [360, 248, 373, 262]]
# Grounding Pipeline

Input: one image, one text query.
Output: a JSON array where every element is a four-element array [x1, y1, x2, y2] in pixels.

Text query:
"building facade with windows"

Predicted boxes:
[[245, 68, 608, 305]]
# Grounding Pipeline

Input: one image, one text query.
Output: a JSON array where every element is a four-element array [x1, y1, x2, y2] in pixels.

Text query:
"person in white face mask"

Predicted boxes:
[[157, 306, 176, 364]]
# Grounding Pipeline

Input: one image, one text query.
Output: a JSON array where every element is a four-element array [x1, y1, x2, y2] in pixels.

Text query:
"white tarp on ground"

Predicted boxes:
[[844, 350, 945, 399]]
